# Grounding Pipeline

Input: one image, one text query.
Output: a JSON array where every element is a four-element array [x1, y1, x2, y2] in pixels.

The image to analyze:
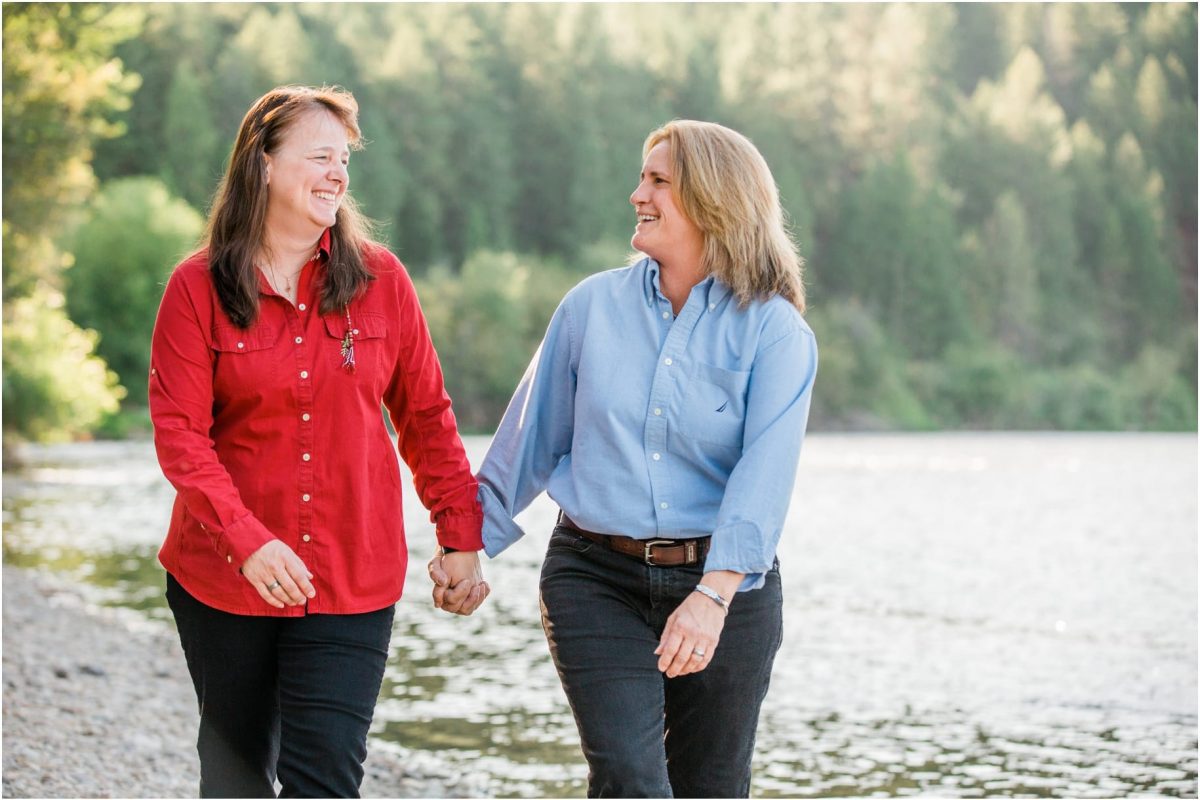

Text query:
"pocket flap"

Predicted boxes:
[[323, 311, 387, 340], [212, 324, 276, 353]]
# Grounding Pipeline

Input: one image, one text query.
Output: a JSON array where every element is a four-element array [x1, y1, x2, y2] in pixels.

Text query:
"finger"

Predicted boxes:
[[273, 571, 307, 606], [285, 559, 316, 599], [428, 556, 449, 587], [666, 643, 698, 678], [655, 628, 685, 673], [679, 644, 713, 676], [255, 581, 286, 609], [458, 581, 490, 616], [443, 579, 473, 611], [432, 581, 448, 609], [446, 578, 472, 604]]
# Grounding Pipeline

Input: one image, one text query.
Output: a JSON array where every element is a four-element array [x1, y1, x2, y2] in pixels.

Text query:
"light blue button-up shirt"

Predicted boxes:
[[477, 257, 817, 591]]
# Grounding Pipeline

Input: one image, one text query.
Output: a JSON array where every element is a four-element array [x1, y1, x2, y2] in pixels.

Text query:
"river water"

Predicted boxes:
[[3, 433, 1196, 797]]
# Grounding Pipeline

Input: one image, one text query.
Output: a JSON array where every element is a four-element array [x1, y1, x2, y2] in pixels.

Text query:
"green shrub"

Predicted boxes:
[[805, 299, 933, 430], [3, 288, 126, 442], [417, 250, 579, 432], [66, 177, 204, 406]]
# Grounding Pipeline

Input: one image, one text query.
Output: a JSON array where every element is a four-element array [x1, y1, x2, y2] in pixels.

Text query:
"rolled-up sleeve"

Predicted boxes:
[[477, 297, 577, 557], [704, 327, 818, 590]]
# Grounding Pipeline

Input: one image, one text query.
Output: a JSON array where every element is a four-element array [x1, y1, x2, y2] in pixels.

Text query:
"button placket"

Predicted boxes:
[[644, 290, 706, 529], [289, 304, 317, 563]]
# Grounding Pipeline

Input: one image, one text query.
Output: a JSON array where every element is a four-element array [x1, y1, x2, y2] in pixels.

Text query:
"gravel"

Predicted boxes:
[[2, 566, 479, 798]]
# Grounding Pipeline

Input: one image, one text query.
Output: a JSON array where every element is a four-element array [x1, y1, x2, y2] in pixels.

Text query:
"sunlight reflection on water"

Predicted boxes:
[[3, 433, 1196, 797]]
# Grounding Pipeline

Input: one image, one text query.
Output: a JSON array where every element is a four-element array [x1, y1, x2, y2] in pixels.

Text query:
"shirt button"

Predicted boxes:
[[660, 502, 669, 510], [661, 311, 670, 319], [302, 534, 311, 542], [653, 408, 662, 416], [226, 555, 232, 563], [302, 453, 311, 462], [652, 453, 661, 461], [709, 303, 716, 311], [300, 370, 308, 379], [150, 368, 156, 375], [352, 328, 359, 335], [664, 357, 673, 366], [295, 337, 303, 344], [302, 494, 311, 502], [302, 413, 311, 421], [237, 342, 245, 349], [298, 303, 307, 311]]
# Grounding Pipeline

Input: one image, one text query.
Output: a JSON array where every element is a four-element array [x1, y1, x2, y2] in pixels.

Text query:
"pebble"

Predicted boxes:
[[2, 566, 469, 798]]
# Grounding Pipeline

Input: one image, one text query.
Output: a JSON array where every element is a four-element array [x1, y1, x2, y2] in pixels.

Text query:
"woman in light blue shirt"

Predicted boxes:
[[436, 120, 817, 797]]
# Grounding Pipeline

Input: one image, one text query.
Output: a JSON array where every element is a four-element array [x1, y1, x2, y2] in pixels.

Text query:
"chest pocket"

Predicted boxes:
[[323, 311, 390, 379], [674, 361, 750, 450], [211, 323, 278, 394]]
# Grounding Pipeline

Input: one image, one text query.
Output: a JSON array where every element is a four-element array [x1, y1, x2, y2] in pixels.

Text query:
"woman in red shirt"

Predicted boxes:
[[149, 85, 487, 798]]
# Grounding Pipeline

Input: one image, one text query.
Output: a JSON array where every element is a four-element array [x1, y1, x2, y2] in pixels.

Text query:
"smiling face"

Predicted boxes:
[[629, 141, 705, 270], [263, 109, 351, 243]]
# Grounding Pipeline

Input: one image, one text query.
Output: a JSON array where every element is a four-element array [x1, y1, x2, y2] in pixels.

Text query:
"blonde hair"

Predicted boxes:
[[644, 120, 806, 312]]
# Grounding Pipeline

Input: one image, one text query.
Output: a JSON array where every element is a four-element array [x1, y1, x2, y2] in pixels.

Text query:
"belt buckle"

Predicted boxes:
[[642, 539, 676, 565]]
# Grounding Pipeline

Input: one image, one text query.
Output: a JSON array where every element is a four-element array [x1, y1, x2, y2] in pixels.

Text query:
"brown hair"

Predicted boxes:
[[204, 85, 375, 327], [643, 120, 806, 312]]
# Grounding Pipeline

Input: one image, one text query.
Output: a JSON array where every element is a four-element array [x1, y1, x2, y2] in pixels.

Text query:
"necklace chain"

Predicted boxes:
[[263, 247, 320, 298]]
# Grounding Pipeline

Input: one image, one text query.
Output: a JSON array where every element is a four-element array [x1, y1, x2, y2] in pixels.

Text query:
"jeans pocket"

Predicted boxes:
[[548, 526, 594, 554]]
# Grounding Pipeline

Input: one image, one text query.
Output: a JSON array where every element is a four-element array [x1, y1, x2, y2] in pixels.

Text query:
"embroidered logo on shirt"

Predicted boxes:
[[715, 401, 728, 413]]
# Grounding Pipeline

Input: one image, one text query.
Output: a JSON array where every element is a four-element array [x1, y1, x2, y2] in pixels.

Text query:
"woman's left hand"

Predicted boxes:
[[655, 570, 743, 678], [427, 549, 491, 615]]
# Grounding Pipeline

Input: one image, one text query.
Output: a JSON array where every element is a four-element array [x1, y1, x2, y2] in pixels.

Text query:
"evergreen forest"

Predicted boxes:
[[3, 3, 1196, 440]]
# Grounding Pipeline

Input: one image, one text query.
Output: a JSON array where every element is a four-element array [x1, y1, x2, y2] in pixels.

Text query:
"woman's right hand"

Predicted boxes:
[[427, 549, 490, 615], [241, 540, 316, 608]]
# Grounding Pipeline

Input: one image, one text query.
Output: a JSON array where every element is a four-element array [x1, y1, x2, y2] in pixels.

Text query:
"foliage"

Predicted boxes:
[[2, 3, 141, 442], [2, 3, 142, 296], [416, 250, 580, 432], [66, 177, 204, 405], [4, 3, 1196, 437], [805, 300, 934, 431], [2, 289, 126, 442]]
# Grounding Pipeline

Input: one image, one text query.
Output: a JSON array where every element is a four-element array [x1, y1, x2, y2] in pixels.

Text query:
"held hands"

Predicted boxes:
[[241, 540, 316, 609], [427, 549, 490, 616], [655, 570, 743, 678]]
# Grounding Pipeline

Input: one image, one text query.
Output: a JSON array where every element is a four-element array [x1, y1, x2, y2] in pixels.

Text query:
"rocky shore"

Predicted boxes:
[[2, 566, 477, 798]]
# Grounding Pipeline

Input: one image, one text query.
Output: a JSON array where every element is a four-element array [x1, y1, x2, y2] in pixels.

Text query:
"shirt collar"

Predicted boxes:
[[641, 257, 733, 309], [256, 230, 332, 296]]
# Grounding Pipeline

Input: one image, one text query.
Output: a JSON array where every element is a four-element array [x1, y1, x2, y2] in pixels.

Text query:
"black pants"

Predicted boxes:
[[539, 526, 784, 798], [166, 575, 394, 798]]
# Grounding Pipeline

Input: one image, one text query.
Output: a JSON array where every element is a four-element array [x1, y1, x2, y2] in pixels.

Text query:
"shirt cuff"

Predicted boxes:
[[478, 484, 527, 558], [219, 513, 277, 569], [435, 509, 484, 552], [705, 519, 772, 593]]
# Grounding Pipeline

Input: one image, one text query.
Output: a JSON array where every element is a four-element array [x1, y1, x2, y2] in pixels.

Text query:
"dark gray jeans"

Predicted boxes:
[[539, 525, 784, 798], [166, 575, 394, 798]]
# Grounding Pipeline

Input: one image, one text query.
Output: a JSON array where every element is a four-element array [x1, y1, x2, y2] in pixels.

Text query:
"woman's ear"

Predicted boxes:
[[262, 154, 272, 185]]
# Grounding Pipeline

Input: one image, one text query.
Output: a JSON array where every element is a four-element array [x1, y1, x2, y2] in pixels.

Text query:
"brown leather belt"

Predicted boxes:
[[556, 511, 709, 567]]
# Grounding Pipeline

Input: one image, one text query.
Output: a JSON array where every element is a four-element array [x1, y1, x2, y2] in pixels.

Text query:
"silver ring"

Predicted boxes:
[[266, 580, 281, 591], [691, 648, 706, 658]]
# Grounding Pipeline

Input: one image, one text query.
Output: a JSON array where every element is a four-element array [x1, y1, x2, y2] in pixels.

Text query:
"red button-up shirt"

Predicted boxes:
[[149, 232, 482, 616]]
